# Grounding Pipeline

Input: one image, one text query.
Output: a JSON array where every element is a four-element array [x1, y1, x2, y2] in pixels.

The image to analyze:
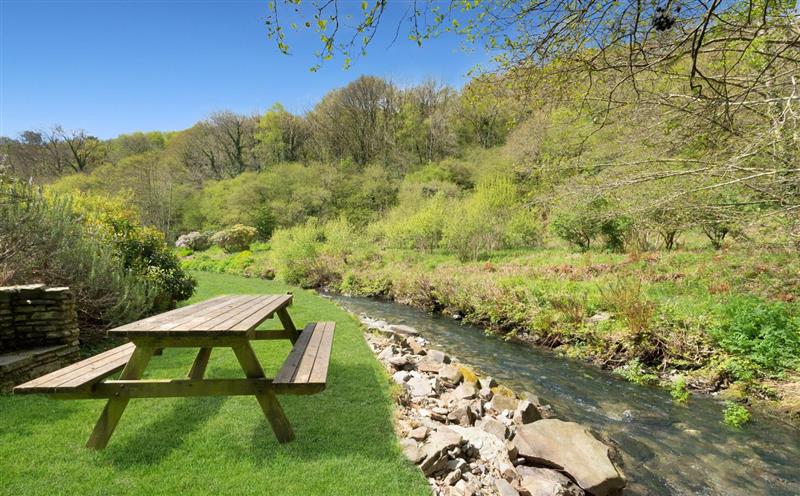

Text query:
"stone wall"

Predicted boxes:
[[0, 284, 80, 391]]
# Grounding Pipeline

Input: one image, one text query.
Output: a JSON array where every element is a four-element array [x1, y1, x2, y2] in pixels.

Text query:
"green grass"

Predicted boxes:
[[0, 271, 428, 496]]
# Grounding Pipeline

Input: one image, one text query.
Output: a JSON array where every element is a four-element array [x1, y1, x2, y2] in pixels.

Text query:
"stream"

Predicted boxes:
[[328, 294, 800, 496]]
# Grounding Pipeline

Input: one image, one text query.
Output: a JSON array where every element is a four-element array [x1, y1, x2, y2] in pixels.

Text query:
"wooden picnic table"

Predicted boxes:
[[14, 294, 335, 449]]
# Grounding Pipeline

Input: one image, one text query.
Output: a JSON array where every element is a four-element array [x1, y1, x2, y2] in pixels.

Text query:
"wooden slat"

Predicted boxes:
[[273, 323, 316, 384], [308, 322, 335, 384], [166, 295, 266, 331], [111, 296, 234, 331], [293, 322, 326, 383], [151, 295, 257, 331], [14, 343, 136, 393], [195, 295, 279, 331], [227, 294, 293, 332]]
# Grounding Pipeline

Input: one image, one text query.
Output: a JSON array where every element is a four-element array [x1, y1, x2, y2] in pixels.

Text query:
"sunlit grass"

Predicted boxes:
[[0, 272, 428, 496]]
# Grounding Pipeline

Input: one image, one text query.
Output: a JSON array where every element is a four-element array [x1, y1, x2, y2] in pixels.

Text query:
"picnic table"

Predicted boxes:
[[14, 294, 335, 449]]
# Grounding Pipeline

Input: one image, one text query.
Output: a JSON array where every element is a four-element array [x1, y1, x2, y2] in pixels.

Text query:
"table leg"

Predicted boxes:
[[233, 342, 294, 443], [86, 344, 154, 449], [276, 308, 300, 343], [188, 347, 213, 379]]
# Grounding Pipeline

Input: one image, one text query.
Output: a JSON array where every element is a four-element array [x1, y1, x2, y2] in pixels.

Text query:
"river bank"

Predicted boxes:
[[179, 246, 800, 426], [359, 313, 626, 496], [333, 294, 800, 496]]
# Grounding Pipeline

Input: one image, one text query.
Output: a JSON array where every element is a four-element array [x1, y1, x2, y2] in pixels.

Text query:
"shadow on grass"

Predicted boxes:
[[243, 362, 400, 465], [90, 356, 401, 469], [102, 396, 228, 468]]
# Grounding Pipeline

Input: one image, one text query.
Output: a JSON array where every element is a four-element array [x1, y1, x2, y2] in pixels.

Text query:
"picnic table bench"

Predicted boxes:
[[14, 294, 335, 449]]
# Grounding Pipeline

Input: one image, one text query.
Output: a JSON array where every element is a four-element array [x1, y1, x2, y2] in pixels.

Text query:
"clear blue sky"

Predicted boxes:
[[0, 1, 483, 139]]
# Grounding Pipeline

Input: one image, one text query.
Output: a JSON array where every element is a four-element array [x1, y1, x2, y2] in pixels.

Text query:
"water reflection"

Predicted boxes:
[[330, 295, 800, 496]]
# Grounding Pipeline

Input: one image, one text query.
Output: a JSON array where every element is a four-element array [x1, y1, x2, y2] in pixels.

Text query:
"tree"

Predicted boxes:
[[266, 1, 800, 238], [307, 76, 400, 166], [255, 103, 310, 165], [181, 112, 258, 179]]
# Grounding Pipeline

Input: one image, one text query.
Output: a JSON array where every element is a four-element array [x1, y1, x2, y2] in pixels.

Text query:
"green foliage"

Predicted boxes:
[[0, 180, 155, 327], [270, 220, 326, 287], [550, 209, 602, 251], [723, 401, 751, 428], [381, 194, 449, 251], [211, 224, 257, 253], [713, 296, 800, 372], [68, 192, 196, 310], [252, 206, 277, 240], [613, 359, 659, 386], [670, 375, 690, 404]]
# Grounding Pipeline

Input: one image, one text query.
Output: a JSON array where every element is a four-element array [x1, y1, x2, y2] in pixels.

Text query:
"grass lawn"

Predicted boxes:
[[0, 271, 429, 496]]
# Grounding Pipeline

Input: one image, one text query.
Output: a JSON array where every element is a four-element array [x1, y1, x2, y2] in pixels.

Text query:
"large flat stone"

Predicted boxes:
[[515, 419, 625, 496]]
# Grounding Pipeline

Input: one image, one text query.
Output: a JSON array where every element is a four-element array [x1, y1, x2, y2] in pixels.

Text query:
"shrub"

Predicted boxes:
[[613, 358, 659, 385], [670, 375, 690, 404], [72, 193, 196, 310], [601, 215, 634, 252], [175, 231, 211, 251], [713, 296, 800, 372], [503, 209, 542, 249], [251, 206, 276, 240], [382, 194, 448, 251], [211, 224, 257, 253], [601, 278, 656, 335], [550, 209, 602, 251], [723, 402, 751, 428], [0, 180, 155, 328], [270, 220, 327, 287]]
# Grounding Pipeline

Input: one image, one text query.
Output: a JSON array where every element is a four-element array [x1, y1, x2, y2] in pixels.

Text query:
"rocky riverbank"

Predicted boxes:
[[360, 314, 627, 496]]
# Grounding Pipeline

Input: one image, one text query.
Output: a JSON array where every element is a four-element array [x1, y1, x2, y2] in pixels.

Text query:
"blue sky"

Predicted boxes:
[[0, 1, 484, 139]]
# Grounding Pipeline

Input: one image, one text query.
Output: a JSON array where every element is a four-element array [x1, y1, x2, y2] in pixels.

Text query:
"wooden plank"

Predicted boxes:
[[14, 343, 136, 392], [193, 295, 278, 331], [276, 307, 300, 343], [150, 295, 259, 331], [308, 322, 335, 384], [112, 295, 256, 335], [225, 294, 293, 332], [86, 344, 154, 449], [273, 323, 316, 384], [187, 348, 212, 379], [110, 296, 234, 331], [293, 322, 326, 383], [88, 378, 273, 398], [233, 342, 294, 443]]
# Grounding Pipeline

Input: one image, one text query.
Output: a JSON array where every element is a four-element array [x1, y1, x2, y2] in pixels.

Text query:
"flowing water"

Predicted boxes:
[[328, 294, 800, 496]]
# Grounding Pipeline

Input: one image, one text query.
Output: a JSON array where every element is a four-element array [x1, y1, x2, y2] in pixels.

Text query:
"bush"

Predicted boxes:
[[72, 193, 196, 310], [670, 376, 690, 404], [175, 231, 211, 251], [723, 402, 751, 428], [713, 296, 800, 372], [382, 195, 448, 251], [550, 210, 601, 251], [0, 180, 155, 328], [270, 220, 327, 287], [211, 224, 257, 253], [601, 215, 634, 252]]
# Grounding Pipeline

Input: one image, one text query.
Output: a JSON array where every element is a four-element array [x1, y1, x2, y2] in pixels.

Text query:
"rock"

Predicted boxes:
[[407, 337, 426, 355], [495, 478, 520, 496], [499, 461, 519, 482], [479, 387, 494, 400], [520, 469, 585, 496], [377, 346, 396, 361], [514, 400, 542, 424], [388, 355, 410, 369], [407, 376, 435, 398], [419, 428, 464, 475], [449, 425, 512, 468], [418, 360, 443, 374], [409, 426, 428, 441], [490, 394, 519, 412], [439, 365, 463, 385], [401, 439, 425, 463], [480, 418, 509, 440], [392, 371, 411, 384], [586, 312, 613, 324], [447, 403, 475, 426], [447, 458, 468, 472], [389, 324, 420, 336], [478, 376, 497, 390], [427, 349, 450, 364], [453, 383, 477, 399], [515, 419, 625, 496], [444, 469, 462, 485]]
